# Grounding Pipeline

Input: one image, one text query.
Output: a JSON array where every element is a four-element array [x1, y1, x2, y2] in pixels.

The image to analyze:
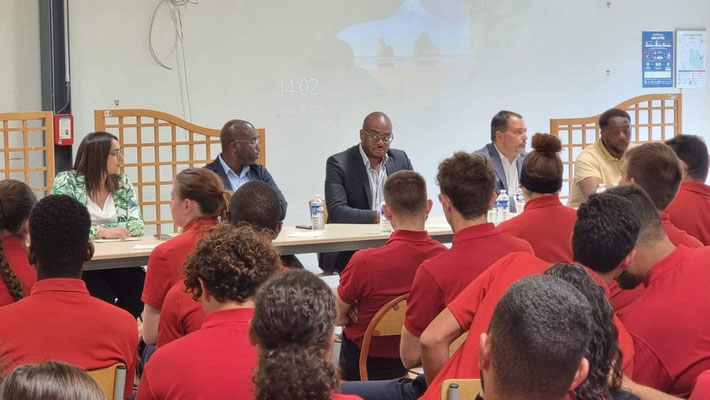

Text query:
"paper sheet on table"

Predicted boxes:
[[94, 237, 142, 243], [287, 231, 324, 238], [133, 244, 160, 250]]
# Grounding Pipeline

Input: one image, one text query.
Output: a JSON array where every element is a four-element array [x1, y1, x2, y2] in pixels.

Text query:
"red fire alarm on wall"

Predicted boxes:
[[53, 114, 74, 145]]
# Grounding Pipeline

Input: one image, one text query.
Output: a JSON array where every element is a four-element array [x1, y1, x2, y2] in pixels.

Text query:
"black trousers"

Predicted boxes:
[[339, 332, 407, 381], [82, 267, 145, 318]]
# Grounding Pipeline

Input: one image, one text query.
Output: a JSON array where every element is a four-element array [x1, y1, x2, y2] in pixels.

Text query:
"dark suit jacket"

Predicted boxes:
[[473, 143, 526, 212], [319, 144, 413, 273], [204, 156, 288, 221]]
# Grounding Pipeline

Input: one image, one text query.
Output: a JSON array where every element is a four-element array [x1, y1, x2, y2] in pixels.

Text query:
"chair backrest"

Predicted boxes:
[[0, 111, 55, 196], [94, 109, 265, 235], [449, 331, 468, 357], [87, 363, 126, 400], [440, 378, 482, 400], [358, 293, 408, 381], [550, 93, 682, 201]]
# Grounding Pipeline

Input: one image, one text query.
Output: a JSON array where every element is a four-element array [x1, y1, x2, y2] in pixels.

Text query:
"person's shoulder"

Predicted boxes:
[[53, 170, 80, 184], [115, 172, 133, 186], [328, 145, 357, 161], [472, 143, 493, 157], [387, 147, 409, 158]]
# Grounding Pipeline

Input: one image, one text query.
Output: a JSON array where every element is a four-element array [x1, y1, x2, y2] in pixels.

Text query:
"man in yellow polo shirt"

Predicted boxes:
[[568, 108, 633, 208]]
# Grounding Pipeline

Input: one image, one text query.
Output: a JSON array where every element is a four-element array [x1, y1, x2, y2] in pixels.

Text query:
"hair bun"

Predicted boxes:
[[531, 133, 562, 154]]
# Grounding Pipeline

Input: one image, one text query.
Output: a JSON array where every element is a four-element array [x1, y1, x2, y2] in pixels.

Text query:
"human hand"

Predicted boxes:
[[98, 226, 130, 239]]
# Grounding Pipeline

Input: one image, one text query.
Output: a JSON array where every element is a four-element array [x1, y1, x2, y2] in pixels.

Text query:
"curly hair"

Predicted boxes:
[[228, 181, 281, 231], [182, 222, 280, 303], [0, 180, 36, 301], [436, 152, 495, 219], [251, 269, 338, 400], [28, 195, 91, 276], [0, 361, 104, 400], [545, 264, 623, 400]]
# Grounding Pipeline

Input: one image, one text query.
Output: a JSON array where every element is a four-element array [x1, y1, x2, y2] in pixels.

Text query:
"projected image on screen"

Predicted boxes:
[[338, 0, 471, 91]]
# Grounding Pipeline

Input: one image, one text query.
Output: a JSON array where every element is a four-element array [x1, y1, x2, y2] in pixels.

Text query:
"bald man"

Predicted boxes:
[[204, 119, 287, 220], [320, 111, 413, 273]]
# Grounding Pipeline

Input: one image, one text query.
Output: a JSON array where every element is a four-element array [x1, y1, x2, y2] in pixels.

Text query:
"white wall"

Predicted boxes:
[[0, 0, 41, 111], [3, 0, 709, 226]]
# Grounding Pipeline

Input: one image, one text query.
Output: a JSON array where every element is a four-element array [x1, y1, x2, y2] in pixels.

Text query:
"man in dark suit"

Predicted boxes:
[[473, 110, 527, 212], [204, 119, 287, 220], [320, 111, 413, 273]]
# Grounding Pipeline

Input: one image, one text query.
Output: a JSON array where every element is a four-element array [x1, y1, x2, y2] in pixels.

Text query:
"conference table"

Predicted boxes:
[[85, 217, 454, 271]]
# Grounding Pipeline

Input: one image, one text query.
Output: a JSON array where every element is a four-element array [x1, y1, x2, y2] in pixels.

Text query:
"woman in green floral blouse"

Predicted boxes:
[[51, 131, 145, 317]]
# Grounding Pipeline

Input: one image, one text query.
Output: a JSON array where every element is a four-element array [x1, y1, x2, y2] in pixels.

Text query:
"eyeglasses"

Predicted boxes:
[[363, 131, 394, 144], [231, 137, 259, 146], [109, 149, 122, 157]]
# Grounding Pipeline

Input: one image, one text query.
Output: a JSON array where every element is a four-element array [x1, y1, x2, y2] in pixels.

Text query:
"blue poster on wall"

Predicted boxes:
[[642, 31, 674, 88]]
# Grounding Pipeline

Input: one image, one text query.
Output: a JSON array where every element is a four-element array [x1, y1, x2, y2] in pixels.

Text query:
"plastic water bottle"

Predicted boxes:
[[310, 195, 325, 231], [496, 190, 510, 223], [515, 187, 525, 214], [596, 183, 607, 194], [379, 202, 392, 233]]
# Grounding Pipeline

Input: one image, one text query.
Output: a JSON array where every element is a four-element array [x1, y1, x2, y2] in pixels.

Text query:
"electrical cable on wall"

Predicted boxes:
[[149, 0, 197, 121]]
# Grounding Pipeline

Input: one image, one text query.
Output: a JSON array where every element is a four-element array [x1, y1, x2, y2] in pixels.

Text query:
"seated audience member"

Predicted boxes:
[[665, 134, 710, 245], [473, 110, 528, 212], [0, 195, 138, 399], [568, 108, 634, 208], [588, 186, 710, 397], [321, 111, 413, 273], [544, 264, 636, 400], [612, 143, 702, 314], [0, 180, 37, 307], [497, 133, 577, 262], [204, 119, 287, 220], [417, 191, 643, 399], [140, 168, 230, 345], [336, 171, 447, 380], [52, 131, 145, 317], [400, 152, 532, 369], [136, 223, 280, 400], [250, 269, 362, 400], [621, 142, 702, 248], [157, 180, 291, 347], [690, 370, 710, 400], [0, 361, 105, 400], [477, 275, 593, 400]]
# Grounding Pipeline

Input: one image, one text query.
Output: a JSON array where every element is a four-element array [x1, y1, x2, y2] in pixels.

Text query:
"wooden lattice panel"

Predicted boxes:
[[94, 109, 265, 235], [550, 93, 682, 201], [0, 111, 55, 196]]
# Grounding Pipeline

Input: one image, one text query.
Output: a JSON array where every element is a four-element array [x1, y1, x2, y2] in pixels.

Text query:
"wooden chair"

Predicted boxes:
[[550, 93, 682, 202], [87, 363, 126, 400], [94, 109, 265, 235], [449, 331, 468, 356], [440, 378, 482, 400], [358, 293, 408, 381], [0, 111, 55, 196]]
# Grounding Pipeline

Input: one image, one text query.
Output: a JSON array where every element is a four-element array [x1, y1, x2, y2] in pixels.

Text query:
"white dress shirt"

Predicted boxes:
[[359, 144, 389, 211]]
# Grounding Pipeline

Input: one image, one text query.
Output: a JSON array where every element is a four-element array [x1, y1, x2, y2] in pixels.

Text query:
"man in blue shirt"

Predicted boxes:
[[204, 119, 287, 220]]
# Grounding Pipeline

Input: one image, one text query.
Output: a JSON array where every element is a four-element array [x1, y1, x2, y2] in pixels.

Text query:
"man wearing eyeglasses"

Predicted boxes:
[[204, 119, 287, 221], [320, 111, 413, 273]]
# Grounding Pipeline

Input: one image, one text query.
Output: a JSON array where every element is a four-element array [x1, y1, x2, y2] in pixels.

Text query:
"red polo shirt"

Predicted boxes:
[[404, 223, 533, 337], [157, 282, 205, 347], [142, 217, 218, 310], [497, 195, 576, 263], [137, 308, 256, 400], [621, 245, 710, 397], [0, 235, 36, 307], [667, 181, 710, 245], [0, 278, 138, 398], [661, 212, 703, 248], [420, 253, 634, 400], [337, 230, 447, 358], [609, 213, 702, 317], [690, 370, 710, 400]]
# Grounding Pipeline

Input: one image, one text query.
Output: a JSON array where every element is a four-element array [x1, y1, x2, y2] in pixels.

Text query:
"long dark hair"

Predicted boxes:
[[251, 269, 338, 400], [73, 131, 120, 198], [545, 263, 623, 400], [0, 179, 36, 301]]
